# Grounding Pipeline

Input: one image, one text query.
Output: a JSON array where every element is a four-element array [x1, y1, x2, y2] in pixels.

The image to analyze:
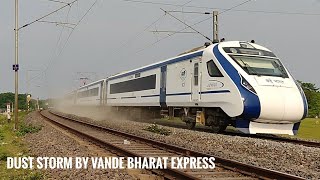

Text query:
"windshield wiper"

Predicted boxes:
[[238, 58, 261, 76], [271, 61, 287, 78]]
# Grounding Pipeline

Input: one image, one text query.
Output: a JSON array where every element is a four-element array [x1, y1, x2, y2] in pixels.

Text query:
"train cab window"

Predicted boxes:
[[230, 55, 289, 78], [207, 60, 223, 77], [194, 63, 199, 86]]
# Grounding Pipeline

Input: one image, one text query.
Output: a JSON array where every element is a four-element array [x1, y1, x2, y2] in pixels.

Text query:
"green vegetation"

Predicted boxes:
[[0, 93, 28, 110], [297, 118, 320, 140], [299, 81, 320, 118], [0, 113, 44, 179], [16, 123, 42, 137], [144, 124, 171, 136], [0, 92, 48, 111]]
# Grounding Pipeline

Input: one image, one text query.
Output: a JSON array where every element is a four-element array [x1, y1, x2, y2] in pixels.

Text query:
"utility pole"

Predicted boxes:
[[37, 98, 40, 110], [27, 71, 29, 111], [11, 1, 74, 127], [13, 0, 19, 130], [26, 70, 40, 111], [213, 11, 219, 42]]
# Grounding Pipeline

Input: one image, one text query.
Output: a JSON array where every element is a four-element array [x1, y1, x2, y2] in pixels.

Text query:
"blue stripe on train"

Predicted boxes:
[[295, 81, 308, 119], [167, 92, 191, 96], [110, 90, 230, 100], [213, 45, 261, 119], [201, 90, 230, 94]]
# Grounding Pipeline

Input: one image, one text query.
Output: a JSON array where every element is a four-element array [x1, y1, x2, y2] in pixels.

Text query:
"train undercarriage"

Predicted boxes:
[[114, 106, 231, 133]]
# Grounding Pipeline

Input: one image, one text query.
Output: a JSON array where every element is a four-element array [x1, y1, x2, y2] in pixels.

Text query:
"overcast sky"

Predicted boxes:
[[1, 0, 320, 99]]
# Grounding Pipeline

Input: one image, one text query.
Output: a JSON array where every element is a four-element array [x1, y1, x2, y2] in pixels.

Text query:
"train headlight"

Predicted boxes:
[[241, 75, 256, 94]]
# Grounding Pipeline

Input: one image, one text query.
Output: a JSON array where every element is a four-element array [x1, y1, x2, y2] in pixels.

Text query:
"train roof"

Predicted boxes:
[[78, 79, 106, 90], [106, 41, 272, 81], [107, 47, 205, 81], [218, 41, 272, 52]]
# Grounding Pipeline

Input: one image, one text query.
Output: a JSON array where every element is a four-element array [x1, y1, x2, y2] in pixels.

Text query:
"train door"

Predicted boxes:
[[191, 59, 201, 102], [160, 66, 167, 107]]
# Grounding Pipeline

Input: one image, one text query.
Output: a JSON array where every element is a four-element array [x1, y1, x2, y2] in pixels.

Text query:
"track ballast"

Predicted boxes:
[[40, 110, 304, 180]]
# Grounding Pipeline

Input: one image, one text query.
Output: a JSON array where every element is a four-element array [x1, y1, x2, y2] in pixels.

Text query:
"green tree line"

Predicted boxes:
[[0, 93, 27, 110], [0, 92, 42, 110], [299, 81, 320, 117], [0, 92, 49, 111]]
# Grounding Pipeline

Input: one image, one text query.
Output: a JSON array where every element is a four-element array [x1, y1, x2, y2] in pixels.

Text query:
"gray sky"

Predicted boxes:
[[1, 0, 320, 99]]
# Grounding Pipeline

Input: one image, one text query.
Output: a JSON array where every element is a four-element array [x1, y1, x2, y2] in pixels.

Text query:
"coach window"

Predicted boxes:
[[194, 63, 199, 86], [90, 88, 99, 96], [207, 60, 223, 77], [110, 75, 156, 94]]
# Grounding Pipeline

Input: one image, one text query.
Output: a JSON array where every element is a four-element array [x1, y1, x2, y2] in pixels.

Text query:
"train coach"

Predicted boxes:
[[69, 41, 308, 135]]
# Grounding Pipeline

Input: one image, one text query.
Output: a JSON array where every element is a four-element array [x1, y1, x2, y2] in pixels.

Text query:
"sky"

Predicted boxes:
[[1, 0, 320, 99]]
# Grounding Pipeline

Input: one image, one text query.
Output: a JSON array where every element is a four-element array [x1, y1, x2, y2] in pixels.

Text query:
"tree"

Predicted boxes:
[[0, 93, 27, 110], [299, 81, 319, 91], [298, 81, 320, 117]]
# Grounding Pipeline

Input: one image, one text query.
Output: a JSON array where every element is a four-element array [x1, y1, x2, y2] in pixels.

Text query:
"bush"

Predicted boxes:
[[144, 124, 171, 136], [0, 151, 10, 161], [16, 123, 42, 136], [26, 172, 44, 180], [0, 132, 4, 141]]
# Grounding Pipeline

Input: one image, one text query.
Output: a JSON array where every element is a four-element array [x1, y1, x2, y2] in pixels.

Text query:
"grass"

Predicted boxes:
[[0, 112, 44, 180], [144, 124, 172, 136], [16, 123, 42, 137], [297, 118, 320, 140]]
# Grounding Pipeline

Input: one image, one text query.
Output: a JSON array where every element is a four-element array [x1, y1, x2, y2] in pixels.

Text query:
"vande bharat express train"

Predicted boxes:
[[65, 41, 308, 135]]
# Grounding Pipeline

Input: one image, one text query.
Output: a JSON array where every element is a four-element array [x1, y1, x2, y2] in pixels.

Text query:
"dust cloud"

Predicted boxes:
[[53, 100, 124, 122], [52, 97, 163, 124]]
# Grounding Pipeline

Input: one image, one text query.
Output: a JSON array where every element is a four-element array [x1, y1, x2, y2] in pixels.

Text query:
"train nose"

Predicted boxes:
[[237, 77, 307, 135], [256, 85, 305, 123]]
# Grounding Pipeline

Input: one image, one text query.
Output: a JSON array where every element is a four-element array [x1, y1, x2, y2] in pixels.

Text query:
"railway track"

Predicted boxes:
[[223, 132, 320, 148], [135, 118, 320, 148], [40, 110, 304, 180]]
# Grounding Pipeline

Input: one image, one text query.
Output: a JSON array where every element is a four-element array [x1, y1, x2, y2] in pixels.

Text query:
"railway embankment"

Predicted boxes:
[[55, 108, 320, 179], [23, 112, 137, 179]]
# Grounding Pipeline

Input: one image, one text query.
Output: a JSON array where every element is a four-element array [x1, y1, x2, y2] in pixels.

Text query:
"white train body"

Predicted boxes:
[[69, 41, 307, 135], [75, 79, 105, 106]]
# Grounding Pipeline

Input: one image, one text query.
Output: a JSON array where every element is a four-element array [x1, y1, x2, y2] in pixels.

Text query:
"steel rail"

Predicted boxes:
[[40, 110, 199, 179], [132, 119, 320, 148], [223, 132, 320, 148], [41, 110, 305, 180]]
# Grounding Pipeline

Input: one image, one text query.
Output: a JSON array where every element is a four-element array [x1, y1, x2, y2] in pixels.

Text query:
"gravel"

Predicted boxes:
[[23, 111, 136, 180], [55, 106, 320, 179]]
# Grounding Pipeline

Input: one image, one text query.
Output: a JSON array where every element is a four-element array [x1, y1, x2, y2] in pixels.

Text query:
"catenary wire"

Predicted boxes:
[[43, 0, 99, 97], [28, 0, 98, 84], [47, 0, 70, 5], [43, 0, 99, 73], [121, 0, 320, 16], [112, 0, 193, 57], [18, 0, 79, 30], [134, 0, 253, 54], [161, 8, 211, 41], [28, 5, 72, 84]]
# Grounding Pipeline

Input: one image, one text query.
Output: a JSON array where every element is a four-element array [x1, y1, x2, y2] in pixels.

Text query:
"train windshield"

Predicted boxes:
[[231, 55, 289, 78]]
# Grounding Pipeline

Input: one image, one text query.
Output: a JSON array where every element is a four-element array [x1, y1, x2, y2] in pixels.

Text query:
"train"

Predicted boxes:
[[64, 41, 308, 135]]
